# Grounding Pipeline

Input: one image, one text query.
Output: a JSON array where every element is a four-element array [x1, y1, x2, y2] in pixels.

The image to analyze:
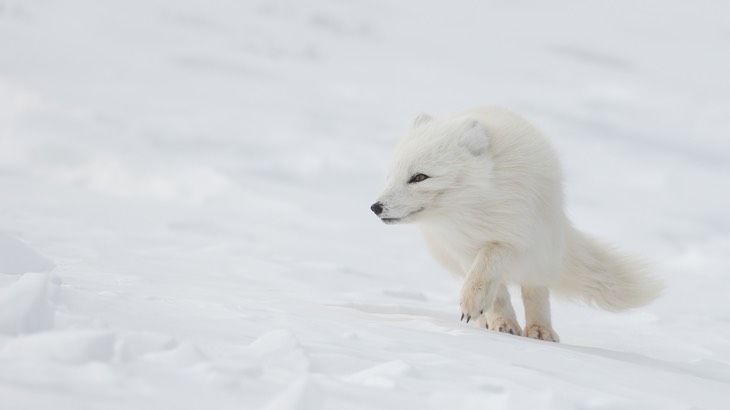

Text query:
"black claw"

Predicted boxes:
[[485, 322, 489, 329], [466, 315, 471, 323], [509, 329, 514, 335], [460, 313, 464, 321], [480, 310, 483, 314], [499, 326, 504, 332]]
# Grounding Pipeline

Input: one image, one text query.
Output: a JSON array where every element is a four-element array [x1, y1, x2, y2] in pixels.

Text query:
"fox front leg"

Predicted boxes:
[[459, 244, 512, 323], [460, 276, 497, 324]]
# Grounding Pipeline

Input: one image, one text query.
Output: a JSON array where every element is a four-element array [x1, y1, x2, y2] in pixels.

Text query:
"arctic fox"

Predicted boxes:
[[371, 107, 662, 342]]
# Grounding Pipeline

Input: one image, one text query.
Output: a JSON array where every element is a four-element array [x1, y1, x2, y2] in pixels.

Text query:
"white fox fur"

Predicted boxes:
[[372, 107, 663, 342]]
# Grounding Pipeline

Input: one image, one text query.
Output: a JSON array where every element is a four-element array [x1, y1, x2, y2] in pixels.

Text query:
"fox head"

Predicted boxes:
[[371, 113, 494, 224]]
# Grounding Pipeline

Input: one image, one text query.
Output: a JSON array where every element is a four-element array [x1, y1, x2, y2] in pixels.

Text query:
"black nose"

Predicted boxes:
[[370, 202, 383, 215]]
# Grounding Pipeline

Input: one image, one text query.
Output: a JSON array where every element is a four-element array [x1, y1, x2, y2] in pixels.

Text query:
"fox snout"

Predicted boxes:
[[370, 202, 383, 216]]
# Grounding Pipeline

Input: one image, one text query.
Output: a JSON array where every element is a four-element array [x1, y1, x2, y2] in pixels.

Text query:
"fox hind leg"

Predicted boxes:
[[521, 285, 559, 342]]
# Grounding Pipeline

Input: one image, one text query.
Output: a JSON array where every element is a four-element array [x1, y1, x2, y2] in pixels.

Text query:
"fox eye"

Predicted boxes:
[[408, 173, 429, 183]]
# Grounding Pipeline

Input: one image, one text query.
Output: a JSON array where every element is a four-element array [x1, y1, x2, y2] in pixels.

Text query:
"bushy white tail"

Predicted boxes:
[[555, 227, 663, 311]]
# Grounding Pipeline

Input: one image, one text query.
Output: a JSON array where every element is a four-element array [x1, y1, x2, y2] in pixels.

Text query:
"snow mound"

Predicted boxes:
[[247, 329, 311, 375], [0, 232, 54, 275], [139, 340, 207, 366], [0, 328, 210, 365], [0, 330, 116, 364], [0, 272, 56, 335], [344, 360, 415, 388], [261, 377, 324, 410]]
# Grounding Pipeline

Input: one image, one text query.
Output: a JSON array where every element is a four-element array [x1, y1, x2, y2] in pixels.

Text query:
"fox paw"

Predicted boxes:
[[459, 278, 492, 323], [488, 317, 522, 336], [524, 323, 559, 342]]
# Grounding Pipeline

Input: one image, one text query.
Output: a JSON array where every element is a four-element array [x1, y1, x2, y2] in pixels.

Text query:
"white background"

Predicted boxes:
[[1, 1, 729, 409]]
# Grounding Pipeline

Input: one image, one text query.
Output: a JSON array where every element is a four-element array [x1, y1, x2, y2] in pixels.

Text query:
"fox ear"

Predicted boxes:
[[461, 120, 488, 156], [413, 113, 433, 128]]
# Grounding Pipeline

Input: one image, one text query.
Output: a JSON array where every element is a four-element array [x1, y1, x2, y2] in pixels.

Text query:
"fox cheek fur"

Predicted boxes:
[[375, 178, 436, 222]]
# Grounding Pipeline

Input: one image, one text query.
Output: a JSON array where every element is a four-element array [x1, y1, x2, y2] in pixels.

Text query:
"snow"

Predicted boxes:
[[1, 0, 729, 408]]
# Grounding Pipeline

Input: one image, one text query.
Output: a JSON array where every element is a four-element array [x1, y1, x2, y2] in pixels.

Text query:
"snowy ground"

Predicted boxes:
[[1, 1, 730, 409]]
